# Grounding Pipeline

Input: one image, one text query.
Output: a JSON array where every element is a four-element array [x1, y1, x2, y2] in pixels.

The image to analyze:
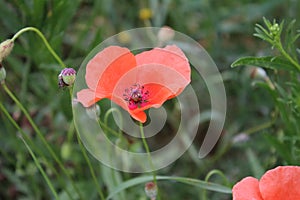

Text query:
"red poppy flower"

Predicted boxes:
[[232, 166, 300, 200], [76, 45, 190, 123]]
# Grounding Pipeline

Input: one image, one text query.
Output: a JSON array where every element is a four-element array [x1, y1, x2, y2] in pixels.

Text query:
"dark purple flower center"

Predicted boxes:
[[123, 84, 149, 110]]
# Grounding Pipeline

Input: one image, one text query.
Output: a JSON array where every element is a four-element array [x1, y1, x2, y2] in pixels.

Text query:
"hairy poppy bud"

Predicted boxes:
[[58, 68, 76, 87], [0, 63, 6, 83], [0, 39, 14, 62], [145, 182, 157, 200]]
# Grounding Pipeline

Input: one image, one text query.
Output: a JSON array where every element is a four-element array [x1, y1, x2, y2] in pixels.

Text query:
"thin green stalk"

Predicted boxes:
[[243, 119, 275, 135], [0, 102, 58, 199], [1, 83, 83, 200], [0, 102, 75, 199], [139, 122, 157, 185], [104, 108, 123, 137], [19, 135, 59, 199], [99, 119, 120, 137], [202, 169, 230, 200], [75, 124, 105, 200], [11, 27, 66, 68], [277, 43, 300, 71], [68, 90, 105, 199]]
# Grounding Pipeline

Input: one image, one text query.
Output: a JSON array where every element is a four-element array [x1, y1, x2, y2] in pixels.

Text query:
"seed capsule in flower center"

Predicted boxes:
[[123, 84, 149, 110]]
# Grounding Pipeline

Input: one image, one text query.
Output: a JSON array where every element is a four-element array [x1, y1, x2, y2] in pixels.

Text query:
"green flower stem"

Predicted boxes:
[[243, 119, 275, 136], [98, 119, 120, 137], [75, 123, 105, 200], [1, 82, 83, 200], [0, 107, 75, 200], [204, 169, 230, 186], [276, 43, 300, 71], [19, 135, 59, 199], [139, 122, 157, 187], [0, 102, 59, 199], [11, 27, 66, 68], [202, 170, 230, 200], [69, 90, 106, 199], [104, 108, 123, 137]]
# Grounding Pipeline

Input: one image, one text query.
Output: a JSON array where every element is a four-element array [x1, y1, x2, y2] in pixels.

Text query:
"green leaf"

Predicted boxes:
[[253, 33, 273, 43], [246, 148, 264, 178], [263, 17, 272, 28], [106, 175, 232, 199], [263, 134, 293, 164], [231, 56, 297, 71], [255, 24, 270, 38]]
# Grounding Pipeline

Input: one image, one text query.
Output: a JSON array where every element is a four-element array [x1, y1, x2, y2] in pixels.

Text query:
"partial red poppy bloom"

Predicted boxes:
[[76, 45, 190, 123], [232, 166, 300, 200]]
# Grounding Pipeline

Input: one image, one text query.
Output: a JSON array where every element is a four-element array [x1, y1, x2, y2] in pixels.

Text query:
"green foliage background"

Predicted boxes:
[[0, 0, 299, 199]]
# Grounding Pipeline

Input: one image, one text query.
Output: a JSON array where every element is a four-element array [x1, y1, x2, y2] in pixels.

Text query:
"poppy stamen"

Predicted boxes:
[[124, 84, 149, 110]]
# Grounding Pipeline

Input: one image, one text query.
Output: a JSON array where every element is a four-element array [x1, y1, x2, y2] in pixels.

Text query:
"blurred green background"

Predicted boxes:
[[0, 0, 299, 199]]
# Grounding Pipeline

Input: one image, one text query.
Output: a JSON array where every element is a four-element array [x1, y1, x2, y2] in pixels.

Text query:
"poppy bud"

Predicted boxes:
[[0, 39, 14, 62], [58, 68, 76, 87], [157, 26, 175, 43], [0, 63, 6, 83], [145, 182, 157, 200], [61, 142, 72, 160]]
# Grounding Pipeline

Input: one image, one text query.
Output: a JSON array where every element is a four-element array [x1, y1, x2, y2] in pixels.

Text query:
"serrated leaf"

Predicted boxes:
[[231, 56, 297, 71]]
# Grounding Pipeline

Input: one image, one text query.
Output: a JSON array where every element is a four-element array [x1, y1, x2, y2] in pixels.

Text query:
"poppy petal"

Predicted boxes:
[[85, 46, 136, 94], [110, 63, 189, 122], [78, 45, 191, 123], [259, 166, 300, 200], [76, 89, 101, 107], [78, 46, 137, 107], [232, 177, 263, 200], [130, 111, 147, 123], [136, 45, 190, 85], [111, 63, 189, 103]]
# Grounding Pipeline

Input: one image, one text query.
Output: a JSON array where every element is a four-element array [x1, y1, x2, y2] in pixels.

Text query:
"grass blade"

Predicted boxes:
[[106, 175, 232, 199]]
